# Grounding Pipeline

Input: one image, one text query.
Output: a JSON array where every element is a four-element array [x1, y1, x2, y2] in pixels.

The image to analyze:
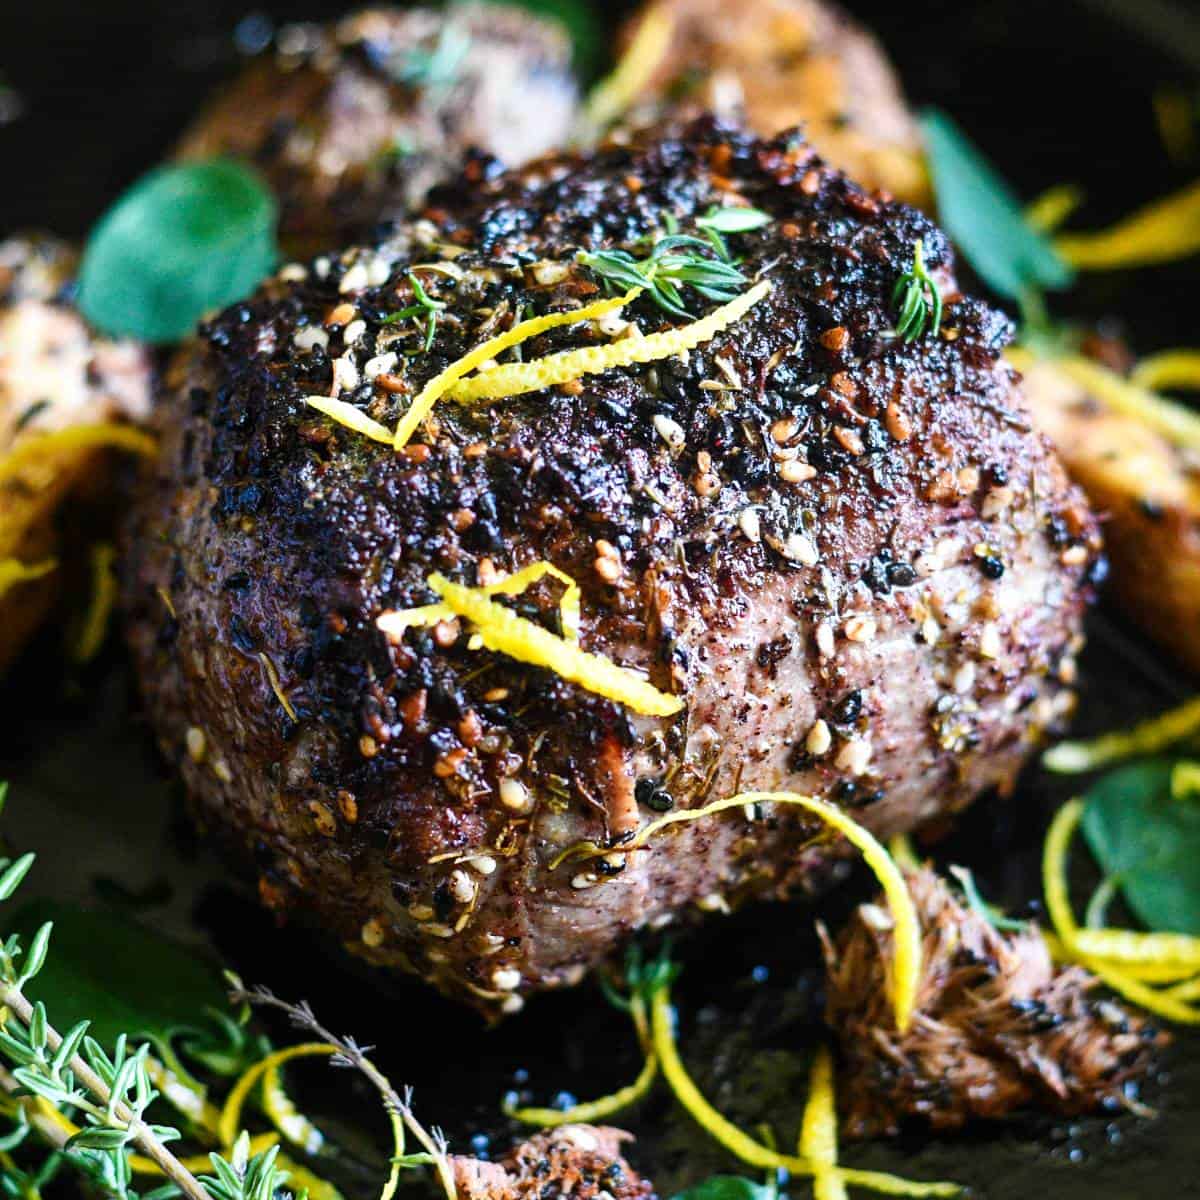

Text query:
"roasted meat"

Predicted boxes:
[[124, 118, 1099, 1017], [823, 867, 1166, 1136], [176, 5, 579, 256], [451, 1125, 652, 1200], [0, 236, 152, 672], [620, 0, 929, 205]]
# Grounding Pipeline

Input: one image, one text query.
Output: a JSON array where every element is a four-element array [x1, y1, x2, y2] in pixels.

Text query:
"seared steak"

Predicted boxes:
[[176, 5, 579, 256], [124, 118, 1099, 1017]]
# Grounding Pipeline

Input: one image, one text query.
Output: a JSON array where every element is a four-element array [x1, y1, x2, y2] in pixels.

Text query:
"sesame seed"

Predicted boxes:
[[953, 662, 976, 693], [739, 508, 761, 543], [470, 854, 498, 876], [571, 872, 599, 890], [815, 622, 836, 659], [981, 485, 1015, 518], [843, 613, 877, 643], [653, 413, 686, 452], [364, 351, 398, 379], [408, 903, 435, 921], [783, 532, 820, 565], [820, 326, 849, 352], [185, 726, 206, 762], [421, 923, 455, 938], [342, 319, 367, 346], [779, 459, 817, 484], [448, 869, 476, 903], [294, 326, 329, 353], [834, 426, 864, 456], [806, 719, 832, 756], [771, 416, 799, 443], [696, 893, 730, 912], [492, 966, 522, 991], [835, 738, 872, 775], [359, 735, 378, 758], [433, 618, 460, 648], [211, 760, 233, 783], [366, 256, 392, 287], [337, 790, 358, 822], [595, 555, 622, 583], [885, 400, 912, 442], [331, 353, 360, 394], [499, 778, 533, 813], [978, 623, 1001, 659], [920, 615, 940, 644], [1061, 545, 1088, 566], [326, 302, 356, 327], [501, 995, 525, 1014], [339, 262, 369, 293], [309, 801, 337, 837], [595, 539, 619, 560], [278, 263, 307, 282], [530, 260, 569, 286], [361, 917, 386, 947]]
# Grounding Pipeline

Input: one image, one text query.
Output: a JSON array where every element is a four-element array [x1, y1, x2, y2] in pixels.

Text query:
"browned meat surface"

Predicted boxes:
[[823, 867, 1166, 1137], [451, 1125, 653, 1200], [619, 0, 929, 205], [1020, 354, 1200, 673], [123, 117, 1099, 1018], [176, 5, 579, 256], [0, 236, 152, 672]]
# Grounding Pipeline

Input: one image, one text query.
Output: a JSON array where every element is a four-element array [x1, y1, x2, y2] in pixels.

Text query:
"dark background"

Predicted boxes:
[[2, 1, 1200, 1197]]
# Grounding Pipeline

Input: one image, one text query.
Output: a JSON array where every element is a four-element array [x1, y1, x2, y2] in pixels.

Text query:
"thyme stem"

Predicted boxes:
[[0, 980, 210, 1200]]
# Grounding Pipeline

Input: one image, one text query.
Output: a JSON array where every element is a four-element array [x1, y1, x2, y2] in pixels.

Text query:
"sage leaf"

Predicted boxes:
[[1081, 759, 1200, 935], [77, 160, 278, 344], [920, 108, 1074, 303]]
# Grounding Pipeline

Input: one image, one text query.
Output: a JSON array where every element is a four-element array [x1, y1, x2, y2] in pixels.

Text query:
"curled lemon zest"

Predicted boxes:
[[0, 556, 56, 600], [380, 572, 682, 718], [305, 396, 394, 444], [218, 1041, 339, 1149], [1072, 928, 1200, 968], [262, 1060, 326, 1155], [71, 542, 116, 663], [506, 995, 657, 1126], [1055, 179, 1200, 269], [0, 423, 156, 484], [888, 832, 920, 872], [1131, 349, 1200, 392], [582, 1, 674, 130], [799, 1046, 847, 1200], [258, 651, 299, 723], [1043, 694, 1200, 773], [128, 1133, 279, 1176], [1042, 800, 1200, 1024], [565, 792, 920, 1031], [648, 987, 959, 1196], [447, 280, 771, 404], [1163, 975, 1200, 1003], [393, 289, 641, 448], [1025, 184, 1085, 233]]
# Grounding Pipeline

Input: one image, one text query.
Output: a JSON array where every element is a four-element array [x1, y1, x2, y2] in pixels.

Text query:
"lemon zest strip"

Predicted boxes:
[[71, 542, 117, 663], [506, 993, 658, 1126], [218, 1042, 339, 1150], [1072, 928, 1200, 968], [582, 2, 675, 131], [1042, 800, 1200, 1024], [1024, 184, 1085, 233], [1055, 179, 1200, 269], [0, 556, 57, 600], [447, 280, 771, 404], [799, 1046, 848, 1200], [411, 573, 681, 718], [649, 987, 959, 1196], [564, 792, 920, 1031], [262, 1060, 326, 1155], [393, 289, 641, 448], [1044, 693, 1200, 774], [0, 423, 156, 484], [304, 396, 394, 444], [1131, 349, 1200, 392]]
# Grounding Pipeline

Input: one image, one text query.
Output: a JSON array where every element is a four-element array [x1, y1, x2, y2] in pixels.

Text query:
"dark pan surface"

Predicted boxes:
[[2, 2, 1199, 1196]]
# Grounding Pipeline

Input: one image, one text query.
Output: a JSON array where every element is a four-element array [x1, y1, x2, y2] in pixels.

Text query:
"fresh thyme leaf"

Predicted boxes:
[[384, 272, 446, 352], [695, 206, 772, 234], [948, 865, 1027, 932], [920, 108, 1074, 304], [891, 237, 942, 342], [77, 160, 278, 343], [578, 234, 748, 318], [1080, 758, 1200, 935]]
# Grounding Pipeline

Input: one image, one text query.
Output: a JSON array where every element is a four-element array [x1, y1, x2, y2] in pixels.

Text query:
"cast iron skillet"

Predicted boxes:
[[1, 2, 1199, 1196]]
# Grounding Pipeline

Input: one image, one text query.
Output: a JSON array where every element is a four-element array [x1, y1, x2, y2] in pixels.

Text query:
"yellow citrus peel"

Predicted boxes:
[[648, 986, 959, 1196], [0, 556, 56, 600], [304, 396, 394, 444], [71, 542, 117, 663], [0, 423, 156, 484], [1072, 928, 1200, 969], [447, 280, 771, 404], [1024, 184, 1085, 233], [378, 572, 682, 718], [393, 288, 641, 448], [582, 1, 675, 130], [1043, 694, 1200, 773], [560, 791, 920, 1031], [799, 1046, 848, 1200], [1041, 799, 1200, 1024], [1131, 349, 1200, 392], [261, 1060, 326, 1155], [505, 992, 658, 1126], [1055, 179, 1200, 269]]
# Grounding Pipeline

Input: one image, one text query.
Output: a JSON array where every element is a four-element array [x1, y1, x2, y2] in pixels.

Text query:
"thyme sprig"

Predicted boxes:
[[384, 273, 446, 353], [694, 205, 772, 263], [578, 234, 749, 319], [891, 238, 943, 343]]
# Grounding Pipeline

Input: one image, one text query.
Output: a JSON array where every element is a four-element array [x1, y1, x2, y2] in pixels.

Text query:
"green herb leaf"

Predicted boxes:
[[1080, 759, 1200, 934], [77, 160, 278, 344], [891, 237, 943, 342], [920, 109, 1074, 304], [669, 1176, 775, 1200], [696, 206, 772, 235], [4, 901, 231, 1048]]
